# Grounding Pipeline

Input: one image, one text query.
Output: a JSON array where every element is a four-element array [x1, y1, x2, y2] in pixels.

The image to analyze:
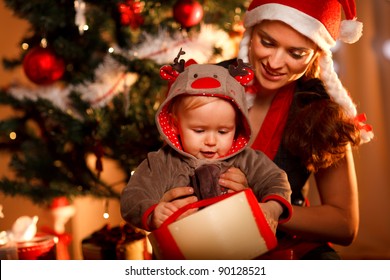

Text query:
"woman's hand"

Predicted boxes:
[[151, 186, 198, 229], [218, 167, 249, 192]]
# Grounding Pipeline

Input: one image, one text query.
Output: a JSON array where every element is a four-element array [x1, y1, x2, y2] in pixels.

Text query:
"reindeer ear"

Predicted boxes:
[[229, 59, 254, 86], [161, 48, 192, 82], [160, 65, 180, 82], [235, 67, 254, 85]]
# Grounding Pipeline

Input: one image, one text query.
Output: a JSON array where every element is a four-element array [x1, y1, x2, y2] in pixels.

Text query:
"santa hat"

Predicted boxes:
[[238, 0, 373, 143]]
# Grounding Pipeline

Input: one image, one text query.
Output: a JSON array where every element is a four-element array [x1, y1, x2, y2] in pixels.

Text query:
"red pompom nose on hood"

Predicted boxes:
[[191, 77, 221, 89]]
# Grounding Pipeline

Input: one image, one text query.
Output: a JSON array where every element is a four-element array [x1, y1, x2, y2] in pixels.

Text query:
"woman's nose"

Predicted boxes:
[[267, 49, 285, 69]]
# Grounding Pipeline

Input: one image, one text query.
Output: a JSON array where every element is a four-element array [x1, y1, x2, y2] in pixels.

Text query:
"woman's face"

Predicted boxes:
[[249, 20, 318, 93]]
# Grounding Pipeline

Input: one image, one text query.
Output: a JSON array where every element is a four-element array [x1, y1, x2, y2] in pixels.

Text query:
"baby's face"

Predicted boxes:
[[175, 98, 236, 160]]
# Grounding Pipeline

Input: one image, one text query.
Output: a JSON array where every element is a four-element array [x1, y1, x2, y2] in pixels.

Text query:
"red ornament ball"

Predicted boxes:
[[173, 0, 204, 28], [23, 47, 65, 85], [118, 0, 144, 29]]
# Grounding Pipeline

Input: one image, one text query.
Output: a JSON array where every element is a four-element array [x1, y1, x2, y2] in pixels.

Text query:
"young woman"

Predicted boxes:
[[159, 0, 373, 259]]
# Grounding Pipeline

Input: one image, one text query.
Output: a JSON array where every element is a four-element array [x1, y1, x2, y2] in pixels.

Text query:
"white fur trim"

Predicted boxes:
[[360, 129, 374, 144], [238, 28, 252, 63], [339, 19, 363, 44], [244, 4, 336, 52], [319, 53, 357, 117]]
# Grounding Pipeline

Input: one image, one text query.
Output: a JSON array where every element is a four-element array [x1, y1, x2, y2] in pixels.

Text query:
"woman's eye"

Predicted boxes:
[[261, 38, 273, 47], [289, 49, 313, 60], [290, 52, 305, 59], [290, 49, 307, 58]]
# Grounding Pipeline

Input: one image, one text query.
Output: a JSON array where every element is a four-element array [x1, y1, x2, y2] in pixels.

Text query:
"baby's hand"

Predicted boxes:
[[151, 201, 178, 229], [151, 194, 198, 229], [259, 200, 283, 234]]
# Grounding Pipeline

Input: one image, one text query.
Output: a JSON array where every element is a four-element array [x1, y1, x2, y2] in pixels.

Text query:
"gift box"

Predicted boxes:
[[148, 188, 277, 260], [82, 223, 151, 260]]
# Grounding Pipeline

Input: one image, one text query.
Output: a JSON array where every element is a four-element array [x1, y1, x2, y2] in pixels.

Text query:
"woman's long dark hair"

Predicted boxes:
[[283, 56, 361, 172]]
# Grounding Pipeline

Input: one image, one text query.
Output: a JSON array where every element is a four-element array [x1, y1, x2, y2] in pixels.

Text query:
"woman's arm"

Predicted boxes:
[[278, 147, 359, 245], [219, 147, 359, 245]]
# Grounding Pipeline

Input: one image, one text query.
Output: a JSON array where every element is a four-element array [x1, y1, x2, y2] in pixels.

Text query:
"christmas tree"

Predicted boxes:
[[0, 0, 249, 205]]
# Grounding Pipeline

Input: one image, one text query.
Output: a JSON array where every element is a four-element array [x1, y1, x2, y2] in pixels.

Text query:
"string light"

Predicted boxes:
[[74, 0, 87, 35], [9, 132, 16, 140], [383, 39, 390, 60], [103, 199, 109, 219], [21, 43, 29, 50], [40, 38, 48, 48]]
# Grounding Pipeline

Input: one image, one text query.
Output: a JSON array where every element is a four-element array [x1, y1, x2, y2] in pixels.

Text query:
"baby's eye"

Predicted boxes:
[[193, 129, 204, 133], [218, 130, 229, 135]]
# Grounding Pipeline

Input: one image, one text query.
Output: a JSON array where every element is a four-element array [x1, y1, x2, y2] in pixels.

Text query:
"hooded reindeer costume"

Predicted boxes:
[[120, 53, 292, 231]]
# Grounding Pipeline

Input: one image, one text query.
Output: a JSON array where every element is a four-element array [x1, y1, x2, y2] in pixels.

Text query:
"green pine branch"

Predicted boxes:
[[0, 0, 248, 204]]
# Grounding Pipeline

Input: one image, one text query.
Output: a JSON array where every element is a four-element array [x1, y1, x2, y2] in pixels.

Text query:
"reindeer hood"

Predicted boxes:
[[156, 61, 254, 161]]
